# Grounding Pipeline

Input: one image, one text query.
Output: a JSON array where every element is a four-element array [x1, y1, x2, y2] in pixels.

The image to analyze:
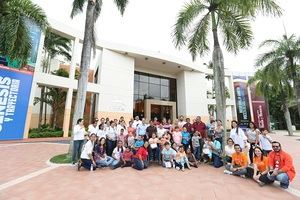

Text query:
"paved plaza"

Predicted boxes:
[[0, 131, 299, 200]]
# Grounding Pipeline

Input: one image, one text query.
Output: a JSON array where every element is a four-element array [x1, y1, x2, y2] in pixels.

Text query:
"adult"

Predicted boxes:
[[206, 116, 216, 137], [111, 140, 126, 169], [162, 118, 171, 130], [178, 115, 186, 129], [229, 120, 247, 150], [72, 118, 86, 164], [94, 137, 114, 167], [207, 136, 223, 168], [192, 116, 206, 160], [146, 120, 157, 139], [214, 119, 224, 146], [132, 142, 149, 170], [183, 118, 193, 150], [106, 122, 118, 156], [224, 144, 248, 177], [127, 121, 136, 137], [136, 118, 148, 139], [132, 116, 142, 128], [153, 117, 160, 126], [259, 129, 273, 156], [88, 119, 99, 135], [78, 133, 97, 171], [246, 122, 259, 163], [157, 124, 166, 139], [266, 141, 296, 189], [117, 120, 127, 135], [224, 138, 235, 164], [97, 123, 107, 139]]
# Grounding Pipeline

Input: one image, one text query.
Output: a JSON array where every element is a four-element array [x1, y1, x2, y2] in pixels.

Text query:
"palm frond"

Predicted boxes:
[[255, 50, 278, 67], [114, 0, 129, 16], [259, 39, 280, 48], [71, 0, 87, 18]]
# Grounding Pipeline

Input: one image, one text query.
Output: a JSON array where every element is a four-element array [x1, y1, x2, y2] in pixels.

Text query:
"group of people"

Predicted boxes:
[[72, 115, 296, 189]]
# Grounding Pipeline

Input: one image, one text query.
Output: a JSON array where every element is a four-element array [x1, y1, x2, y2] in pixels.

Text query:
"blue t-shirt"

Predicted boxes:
[[134, 140, 144, 148], [181, 131, 190, 145], [137, 124, 147, 136], [161, 148, 176, 161], [212, 140, 221, 155]]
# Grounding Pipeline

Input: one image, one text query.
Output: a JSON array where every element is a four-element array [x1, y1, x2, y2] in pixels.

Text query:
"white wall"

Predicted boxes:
[[97, 49, 135, 114]]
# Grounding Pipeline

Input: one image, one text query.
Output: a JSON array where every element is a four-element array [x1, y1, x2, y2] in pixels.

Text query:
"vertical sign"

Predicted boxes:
[[233, 77, 251, 128]]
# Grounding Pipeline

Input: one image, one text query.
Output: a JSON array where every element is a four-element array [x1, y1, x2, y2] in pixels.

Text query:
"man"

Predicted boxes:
[[206, 116, 216, 137], [146, 120, 157, 138], [178, 115, 186, 128], [136, 118, 148, 139], [133, 116, 142, 128], [266, 141, 296, 189], [224, 144, 248, 177], [183, 118, 193, 133], [78, 133, 97, 171], [192, 116, 207, 160]]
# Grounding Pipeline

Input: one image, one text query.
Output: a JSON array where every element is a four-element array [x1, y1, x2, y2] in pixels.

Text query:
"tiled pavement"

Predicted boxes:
[[0, 131, 299, 200]]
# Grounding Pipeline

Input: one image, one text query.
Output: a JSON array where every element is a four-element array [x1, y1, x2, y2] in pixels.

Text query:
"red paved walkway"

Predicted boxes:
[[0, 131, 299, 200]]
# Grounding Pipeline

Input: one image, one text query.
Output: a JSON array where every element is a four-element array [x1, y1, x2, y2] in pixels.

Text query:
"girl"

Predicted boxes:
[[224, 138, 235, 164], [126, 130, 135, 148], [111, 140, 125, 169], [202, 138, 213, 163], [172, 126, 182, 146], [174, 145, 191, 171], [148, 133, 160, 162], [121, 146, 133, 168], [246, 122, 260, 163], [186, 148, 198, 168], [94, 137, 114, 167]]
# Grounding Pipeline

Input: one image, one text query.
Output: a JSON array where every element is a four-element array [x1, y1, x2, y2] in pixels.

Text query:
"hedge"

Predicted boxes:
[[29, 131, 64, 138]]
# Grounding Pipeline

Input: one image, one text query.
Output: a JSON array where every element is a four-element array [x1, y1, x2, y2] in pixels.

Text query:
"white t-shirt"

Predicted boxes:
[[88, 124, 99, 135], [178, 121, 186, 128], [97, 129, 107, 139], [112, 147, 125, 160], [132, 120, 142, 128], [259, 134, 272, 151], [157, 128, 166, 138], [73, 124, 85, 141], [225, 145, 235, 157], [80, 140, 94, 159], [246, 128, 259, 143], [106, 127, 117, 141], [117, 124, 127, 136], [230, 128, 247, 149]]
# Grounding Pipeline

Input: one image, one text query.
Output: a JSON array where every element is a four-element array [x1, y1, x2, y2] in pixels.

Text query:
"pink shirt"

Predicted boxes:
[[173, 131, 182, 145]]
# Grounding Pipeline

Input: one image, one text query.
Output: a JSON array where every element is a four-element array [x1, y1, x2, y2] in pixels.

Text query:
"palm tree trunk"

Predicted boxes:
[[38, 86, 45, 129], [283, 100, 293, 136], [294, 80, 300, 121], [211, 11, 227, 149], [69, 0, 95, 155]]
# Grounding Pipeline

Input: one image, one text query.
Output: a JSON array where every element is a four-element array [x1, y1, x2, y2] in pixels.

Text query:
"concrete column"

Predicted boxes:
[[62, 88, 73, 137], [69, 37, 80, 79], [23, 33, 45, 139]]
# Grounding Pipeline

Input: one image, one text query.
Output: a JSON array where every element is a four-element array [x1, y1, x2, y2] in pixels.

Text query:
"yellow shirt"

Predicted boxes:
[[232, 152, 248, 167], [253, 156, 268, 172]]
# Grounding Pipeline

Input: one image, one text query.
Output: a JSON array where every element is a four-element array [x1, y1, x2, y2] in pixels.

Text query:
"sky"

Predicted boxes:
[[33, 0, 300, 73]]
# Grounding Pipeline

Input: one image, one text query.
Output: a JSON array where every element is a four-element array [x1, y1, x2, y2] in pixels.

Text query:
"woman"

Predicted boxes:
[[174, 145, 191, 171], [78, 133, 97, 171], [148, 133, 160, 162], [106, 122, 117, 156], [246, 146, 269, 185], [88, 119, 99, 135], [127, 121, 136, 137], [111, 140, 125, 169], [214, 120, 224, 147], [132, 142, 149, 170], [246, 122, 260, 163], [259, 129, 273, 156], [72, 118, 86, 164], [224, 138, 235, 164], [229, 120, 247, 150], [94, 137, 114, 167], [97, 123, 107, 139], [224, 144, 248, 178]]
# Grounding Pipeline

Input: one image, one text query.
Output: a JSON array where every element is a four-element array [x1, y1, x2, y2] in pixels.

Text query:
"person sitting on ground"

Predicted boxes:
[[78, 133, 97, 171], [202, 137, 212, 163], [192, 131, 201, 161], [174, 145, 191, 171], [94, 137, 114, 167], [224, 138, 235, 164], [148, 133, 160, 162], [111, 140, 125, 169], [259, 129, 273, 156], [266, 141, 296, 189], [161, 142, 176, 168], [132, 142, 149, 170], [224, 144, 248, 177], [186, 148, 198, 168], [246, 146, 269, 185], [121, 146, 134, 168], [208, 135, 223, 168], [181, 127, 190, 151], [134, 135, 144, 148]]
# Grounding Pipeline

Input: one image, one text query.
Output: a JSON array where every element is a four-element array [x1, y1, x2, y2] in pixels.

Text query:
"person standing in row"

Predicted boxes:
[[106, 122, 117, 156], [72, 118, 86, 164], [192, 116, 206, 161], [245, 122, 259, 163], [230, 120, 247, 150]]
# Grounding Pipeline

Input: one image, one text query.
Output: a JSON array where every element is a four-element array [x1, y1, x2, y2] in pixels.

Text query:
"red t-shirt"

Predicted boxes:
[[192, 122, 207, 138], [134, 147, 148, 161]]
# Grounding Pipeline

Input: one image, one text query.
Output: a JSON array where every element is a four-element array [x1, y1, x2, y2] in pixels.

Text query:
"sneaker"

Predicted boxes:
[[223, 170, 232, 175], [280, 183, 289, 189], [240, 175, 246, 179], [175, 167, 180, 170]]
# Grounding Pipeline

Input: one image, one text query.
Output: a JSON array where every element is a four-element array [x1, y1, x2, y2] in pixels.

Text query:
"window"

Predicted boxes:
[[149, 83, 160, 99]]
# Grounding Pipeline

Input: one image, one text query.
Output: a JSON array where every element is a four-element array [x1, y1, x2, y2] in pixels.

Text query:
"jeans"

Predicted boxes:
[[182, 143, 190, 151], [175, 161, 188, 169], [106, 139, 116, 156], [111, 159, 122, 169], [249, 143, 256, 163], [150, 148, 160, 161], [132, 158, 148, 170], [81, 159, 96, 171], [96, 156, 114, 167], [267, 172, 290, 188], [72, 140, 84, 163], [225, 164, 247, 176], [193, 146, 200, 161]]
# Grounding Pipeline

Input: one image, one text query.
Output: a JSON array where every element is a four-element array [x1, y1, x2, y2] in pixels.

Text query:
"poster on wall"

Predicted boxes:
[[233, 80, 251, 128], [0, 20, 41, 140], [249, 85, 269, 130]]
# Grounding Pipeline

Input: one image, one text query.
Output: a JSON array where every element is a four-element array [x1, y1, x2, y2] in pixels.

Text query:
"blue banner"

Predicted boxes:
[[0, 66, 33, 140]]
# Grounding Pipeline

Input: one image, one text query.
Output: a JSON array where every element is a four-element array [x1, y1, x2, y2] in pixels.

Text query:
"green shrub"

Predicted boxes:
[[29, 131, 63, 138], [50, 153, 71, 164]]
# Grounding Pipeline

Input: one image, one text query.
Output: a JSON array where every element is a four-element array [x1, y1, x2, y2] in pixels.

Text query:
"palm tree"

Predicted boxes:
[[0, 0, 48, 66], [69, 0, 129, 154], [248, 66, 294, 136], [256, 34, 300, 120], [173, 0, 281, 147]]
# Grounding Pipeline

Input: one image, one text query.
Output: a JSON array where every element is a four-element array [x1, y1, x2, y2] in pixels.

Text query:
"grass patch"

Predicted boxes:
[[50, 153, 72, 164]]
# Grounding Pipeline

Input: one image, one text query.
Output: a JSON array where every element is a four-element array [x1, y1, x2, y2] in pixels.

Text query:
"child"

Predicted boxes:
[[202, 138, 212, 163], [172, 126, 182, 146], [192, 131, 201, 161], [174, 145, 191, 171], [148, 133, 160, 162], [161, 142, 176, 168], [181, 127, 190, 151], [121, 146, 133, 168], [134, 135, 144, 148], [117, 129, 126, 145], [186, 148, 198, 168], [126, 131, 135, 148]]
